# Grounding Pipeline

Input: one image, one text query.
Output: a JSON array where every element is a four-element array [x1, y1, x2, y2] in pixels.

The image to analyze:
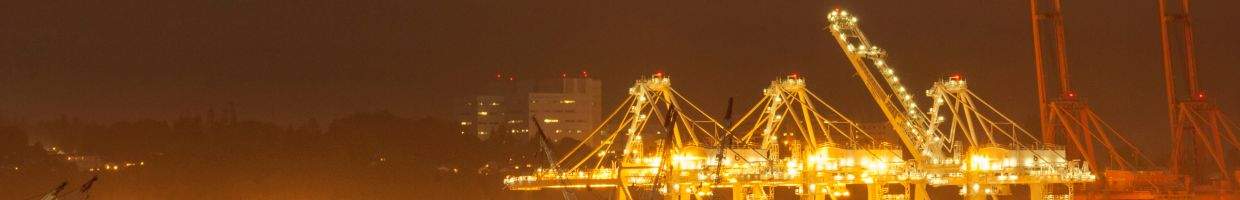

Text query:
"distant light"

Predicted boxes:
[[581, 70, 589, 78]]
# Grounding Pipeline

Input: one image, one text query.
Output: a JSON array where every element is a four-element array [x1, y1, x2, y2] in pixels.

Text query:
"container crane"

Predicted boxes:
[[1027, 0, 1179, 199], [1158, 0, 1240, 198], [828, 8, 1096, 200]]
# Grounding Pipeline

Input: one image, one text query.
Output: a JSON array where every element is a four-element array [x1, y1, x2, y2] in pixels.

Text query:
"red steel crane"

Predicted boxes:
[[1028, 0, 1180, 199], [1159, 0, 1240, 198]]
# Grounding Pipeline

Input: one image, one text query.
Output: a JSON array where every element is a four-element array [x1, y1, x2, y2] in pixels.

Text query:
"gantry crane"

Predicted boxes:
[[1026, 0, 1178, 199], [1158, 0, 1240, 198], [726, 75, 906, 200], [828, 8, 1096, 200]]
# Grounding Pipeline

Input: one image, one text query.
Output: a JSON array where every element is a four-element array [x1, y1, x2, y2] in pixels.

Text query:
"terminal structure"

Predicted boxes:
[[504, 6, 1236, 200]]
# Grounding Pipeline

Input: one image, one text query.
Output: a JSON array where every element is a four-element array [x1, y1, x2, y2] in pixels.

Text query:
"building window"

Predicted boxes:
[[460, 121, 471, 126], [477, 111, 488, 116], [561, 99, 576, 104], [543, 119, 559, 123]]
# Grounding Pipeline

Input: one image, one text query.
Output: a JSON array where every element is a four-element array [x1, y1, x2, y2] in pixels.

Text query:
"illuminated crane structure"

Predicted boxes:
[[1159, 0, 1240, 198], [827, 9, 1094, 199], [504, 8, 1098, 200], [1026, 0, 1182, 199]]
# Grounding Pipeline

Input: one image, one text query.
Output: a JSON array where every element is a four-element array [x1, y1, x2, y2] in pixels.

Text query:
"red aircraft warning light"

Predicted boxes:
[[948, 73, 964, 81]]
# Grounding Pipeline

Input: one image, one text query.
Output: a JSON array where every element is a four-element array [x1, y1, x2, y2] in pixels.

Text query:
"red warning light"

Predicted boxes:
[[790, 72, 799, 79], [1195, 91, 1207, 100], [561, 72, 567, 78], [508, 76, 516, 81], [1065, 91, 1077, 100], [581, 70, 589, 78], [495, 73, 502, 80], [654, 70, 665, 77], [949, 73, 963, 80]]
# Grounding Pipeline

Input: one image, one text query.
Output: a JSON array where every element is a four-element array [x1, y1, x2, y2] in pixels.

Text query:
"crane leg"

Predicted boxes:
[[914, 184, 930, 200], [1029, 183, 1045, 200], [732, 184, 745, 200], [615, 186, 629, 200], [868, 184, 882, 200]]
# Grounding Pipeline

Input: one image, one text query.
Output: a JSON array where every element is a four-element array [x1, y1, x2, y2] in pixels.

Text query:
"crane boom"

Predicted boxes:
[[826, 10, 944, 161]]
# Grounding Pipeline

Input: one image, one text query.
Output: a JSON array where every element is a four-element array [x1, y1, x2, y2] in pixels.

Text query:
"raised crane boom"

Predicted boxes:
[[826, 9, 1097, 199], [826, 10, 945, 161]]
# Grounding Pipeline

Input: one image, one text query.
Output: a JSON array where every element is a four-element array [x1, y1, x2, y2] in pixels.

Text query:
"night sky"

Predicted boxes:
[[3, 0, 1238, 156]]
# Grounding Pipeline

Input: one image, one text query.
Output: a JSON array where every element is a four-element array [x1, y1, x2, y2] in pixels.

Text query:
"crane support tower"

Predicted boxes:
[[1158, 0, 1240, 199]]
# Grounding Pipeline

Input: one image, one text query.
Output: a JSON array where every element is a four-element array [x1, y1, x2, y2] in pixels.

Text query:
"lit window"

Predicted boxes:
[[460, 121, 471, 125], [561, 99, 576, 104], [477, 111, 488, 116], [543, 119, 559, 123], [491, 102, 499, 106]]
